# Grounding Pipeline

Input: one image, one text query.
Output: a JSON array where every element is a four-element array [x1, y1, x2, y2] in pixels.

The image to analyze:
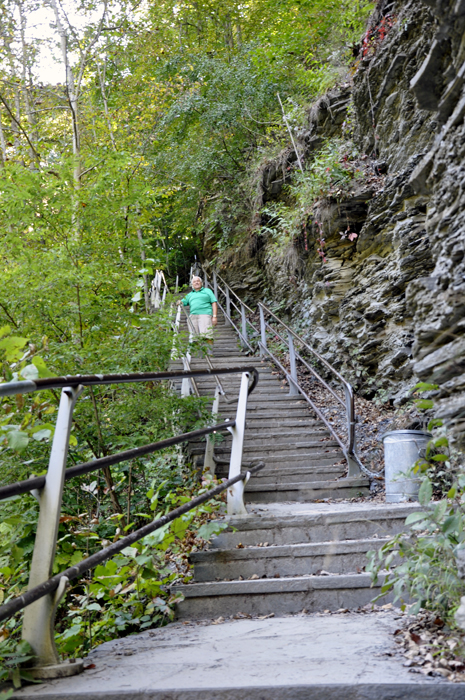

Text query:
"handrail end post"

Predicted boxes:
[[227, 479, 248, 516], [346, 450, 362, 477], [22, 386, 83, 675], [287, 332, 299, 396], [204, 388, 220, 476], [227, 372, 249, 515]]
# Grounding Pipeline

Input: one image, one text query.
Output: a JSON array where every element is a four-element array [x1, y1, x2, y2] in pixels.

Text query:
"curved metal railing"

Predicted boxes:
[[202, 265, 375, 479]]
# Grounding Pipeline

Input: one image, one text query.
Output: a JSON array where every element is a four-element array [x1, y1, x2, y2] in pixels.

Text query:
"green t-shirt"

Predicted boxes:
[[182, 287, 217, 315]]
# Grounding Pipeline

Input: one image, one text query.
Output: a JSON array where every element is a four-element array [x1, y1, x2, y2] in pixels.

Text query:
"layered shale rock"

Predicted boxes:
[[209, 0, 465, 447]]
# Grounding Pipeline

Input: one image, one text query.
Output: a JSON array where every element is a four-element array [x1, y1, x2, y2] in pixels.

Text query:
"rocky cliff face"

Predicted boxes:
[[208, 0, 465, 449]]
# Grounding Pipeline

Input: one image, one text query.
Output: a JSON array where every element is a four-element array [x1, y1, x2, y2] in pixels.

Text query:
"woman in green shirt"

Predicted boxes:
[[177, 276, 218, 337]]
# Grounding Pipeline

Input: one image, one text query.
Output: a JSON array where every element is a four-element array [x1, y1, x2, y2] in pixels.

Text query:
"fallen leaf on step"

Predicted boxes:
[[274, 573, 280, 578], [319, 570, 330, 576], [233, 612, 252, 619], [212, 616, 225, 624], [257, 613, 275, 620], [250, 574, 259, 580], [236, 543, 244, 549], [84, 664, 96, 670]]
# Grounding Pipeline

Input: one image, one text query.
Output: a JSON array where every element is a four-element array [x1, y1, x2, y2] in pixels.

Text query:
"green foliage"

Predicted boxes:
[[0, 639, 34, 688], [367, 387, 465, 620], [260, 138, 363, 251]]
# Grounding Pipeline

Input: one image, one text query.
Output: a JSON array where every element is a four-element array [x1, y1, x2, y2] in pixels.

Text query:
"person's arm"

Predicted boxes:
[[212, 301, 218, 326], [178, 292, 190, 307]]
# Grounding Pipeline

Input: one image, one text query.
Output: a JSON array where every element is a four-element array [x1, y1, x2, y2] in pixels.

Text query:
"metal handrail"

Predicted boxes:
[[0, 364, 259, 676], [0, 420, 237, 502], [149, 270, 169, 311], [0, 463, 264, 625], [259, 318, 343, 407], [172, 303, 200, 398], [257, 302, 375, 476], [208, 270, 254, 315], [200, 265, 377, 479]]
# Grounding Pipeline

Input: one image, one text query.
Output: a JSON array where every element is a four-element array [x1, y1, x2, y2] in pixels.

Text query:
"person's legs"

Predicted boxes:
[[189, 314, 200, 340], [197, 314, 213, 337]]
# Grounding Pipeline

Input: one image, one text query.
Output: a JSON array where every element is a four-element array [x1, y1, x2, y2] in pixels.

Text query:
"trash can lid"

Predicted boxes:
[[380, 429, 432, 442]]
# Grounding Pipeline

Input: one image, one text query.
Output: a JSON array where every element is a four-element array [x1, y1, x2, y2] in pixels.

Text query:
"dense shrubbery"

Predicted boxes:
[[367, 384, 465, 622]]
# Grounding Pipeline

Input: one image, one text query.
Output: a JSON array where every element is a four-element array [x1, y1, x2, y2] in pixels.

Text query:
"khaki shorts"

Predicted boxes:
[[189, 314, 213, 338]]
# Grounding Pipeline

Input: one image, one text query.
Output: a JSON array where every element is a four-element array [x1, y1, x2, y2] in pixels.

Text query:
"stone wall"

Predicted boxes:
[[209, 0, 465, 449]]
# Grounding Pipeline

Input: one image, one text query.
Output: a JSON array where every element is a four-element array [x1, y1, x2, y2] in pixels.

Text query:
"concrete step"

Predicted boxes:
[[190, 442, 341, 456], [211, 503, 419, 548], [21, 612, 462, 699], [241, 450, 343, 462], [245, 477, 369, 502], [190, 537, 388, 582], [219, 408, 312, 418], [212, 457, 346, 474], [244, 418, 325, 429], [189, 430, 330, 447], [172, 573, 387, 620], [236, 466, 345, 483], [190, 449, 344, 469]]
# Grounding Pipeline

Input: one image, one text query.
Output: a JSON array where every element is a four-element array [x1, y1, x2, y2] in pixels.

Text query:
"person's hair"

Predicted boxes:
[[191, 276, 203, 288]]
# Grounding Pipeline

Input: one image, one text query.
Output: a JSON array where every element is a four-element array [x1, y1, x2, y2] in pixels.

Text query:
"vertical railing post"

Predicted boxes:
[[241, 304, 248, 349], [171, 305, 182, 361], [344, 384, 360, 476], [227, 372, 249, 516], [175, 274, 179, 294], [288, 332, 299, 396], [204, 387, 220, 475], [181, 354, 192, 397], [225, 286, 231, 326], [22, 385, 84, 676], [204, 271, 208, 288], [213, 271, 218, 302], [153, 271, 161, 310], [259, 304, 267, 357]]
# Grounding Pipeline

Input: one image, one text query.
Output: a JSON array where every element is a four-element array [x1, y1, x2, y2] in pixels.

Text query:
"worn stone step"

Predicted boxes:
[[241, 451, 343, 463], [237, 466, 345, 484], [219, 408, 312, 417], [245, 477, 369, 503], [190, 537, 389, 582], [190, 448, 344, 468], [20, 613, 462, 699], [244, 418, 325, 428], [172, 573, 387, 620], [191, 440, 340, 454], [212, 504, 418, 548], [190, 429, 330, 446], [188, 437, 332, 453]]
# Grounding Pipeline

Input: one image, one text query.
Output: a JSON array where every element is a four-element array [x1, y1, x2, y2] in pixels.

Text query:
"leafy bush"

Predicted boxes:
[[367, 384, 465, 620]]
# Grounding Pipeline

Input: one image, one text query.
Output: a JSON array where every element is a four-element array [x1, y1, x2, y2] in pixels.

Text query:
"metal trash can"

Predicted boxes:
[[382, 430, 432, 503]]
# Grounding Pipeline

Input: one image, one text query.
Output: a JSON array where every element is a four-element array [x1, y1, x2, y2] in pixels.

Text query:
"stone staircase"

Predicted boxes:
[[170, 309, 417, 620], [171, 309, 369, 503]]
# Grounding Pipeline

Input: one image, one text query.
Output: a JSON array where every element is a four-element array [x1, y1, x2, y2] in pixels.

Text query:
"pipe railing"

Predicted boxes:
[[149, 270, 170, 312], [0, 365, 259, 678], [204, 270, 259, 353], [201, 265, 376, 479]]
